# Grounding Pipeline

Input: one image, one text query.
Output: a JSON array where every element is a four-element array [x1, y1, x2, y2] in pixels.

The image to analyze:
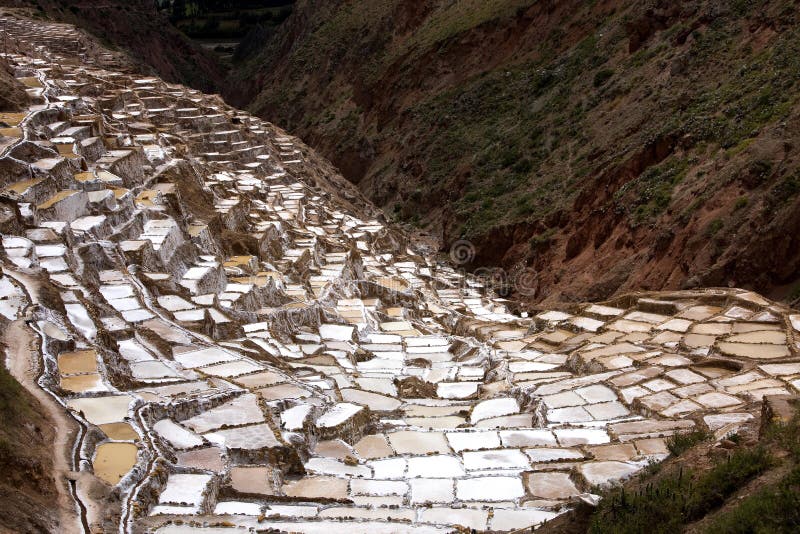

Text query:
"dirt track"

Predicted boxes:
[[5, 318, 82, 533]]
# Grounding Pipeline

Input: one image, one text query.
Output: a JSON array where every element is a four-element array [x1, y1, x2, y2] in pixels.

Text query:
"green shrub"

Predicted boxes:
[[773, 172, 800, 199], [529, 228, 556, 250], [594, 68, 614, 88], [706, 218, 725, 237], [667, 429, 710, 456]]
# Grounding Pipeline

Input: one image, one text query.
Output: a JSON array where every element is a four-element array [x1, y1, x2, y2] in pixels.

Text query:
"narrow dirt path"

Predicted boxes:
[[5, 319, 82, 534]]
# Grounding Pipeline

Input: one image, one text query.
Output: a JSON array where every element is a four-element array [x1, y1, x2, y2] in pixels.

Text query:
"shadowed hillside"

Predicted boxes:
[[1, 0, 227, 92]]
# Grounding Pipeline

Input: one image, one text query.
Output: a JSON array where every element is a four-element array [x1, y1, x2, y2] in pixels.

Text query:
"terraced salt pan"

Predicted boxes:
[[316, 402, 363, 428], [463, 448, 530, 470], [199, 359, 262, 377], [471, 397, 519, 423], [281, 404, 312, 431], [58, 349, 97, 374], [579, 461, 642, 486], [67, 395, 131, 425], [174, 347, 239, 368], [213, 501, 263, 515], [407, 455, 464, 477], [410, 478, 454, 503], [318, 324, 354, 341], [717, 341, 790, 359], [340, 388, 402, 412], [446, 431, 501, 452], [65, 302, 96, 340], [183, 394, 264, 433], [388, 431, 449, 454], [500, 429, 557, 447], [306, 457, 370, 477], [0, 277, 25, 319], [159, 473, 212, 506], [131, 361, 179, 380], [205, 423, 280, 449], [527, 471, 580, 499], [153, 419, 204, 449], [61, 373, 107, 392], [456, 476, 525, 501]]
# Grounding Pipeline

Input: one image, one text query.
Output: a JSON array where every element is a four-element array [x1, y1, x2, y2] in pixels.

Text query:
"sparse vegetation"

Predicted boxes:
[[706, 464, 800, 534], [594, 68, 614, 88], [589, 446, 773, 534], [666, 429, 710, 456], [706, 218, 724, 237], [529, 228, 557, 251], [772, 171, 800, 201], [615, 157, 691, 225], [706, 416, 800, 533]]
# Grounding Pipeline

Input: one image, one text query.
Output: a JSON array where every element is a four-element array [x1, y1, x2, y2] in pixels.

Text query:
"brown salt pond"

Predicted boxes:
[[93, 442, 138, 485], [177, 447, 224, 471]]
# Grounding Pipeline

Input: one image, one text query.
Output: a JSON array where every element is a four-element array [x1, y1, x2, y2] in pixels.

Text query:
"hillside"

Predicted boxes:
[[0, 57, 28, 111], [0, 362, 60, 533], [231, 0, 800, 305]]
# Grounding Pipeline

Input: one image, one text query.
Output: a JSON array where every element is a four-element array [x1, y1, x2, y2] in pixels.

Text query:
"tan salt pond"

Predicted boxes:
[[235, 370, 285, 388], [176, 447, 224, 471], [691, 323, 731, 335], [93, 442, 138, 485], [60, 373, 106, 393], [717, 341, 790, 360], [725, 330, 787, 344], [282, 476, 349, 500], [57, 349, 97, 374], [354, 434, 393, 459], [732, 322, 783, 333], [99, 422, 139, 441], [678, 305, 722, 321], [683, 333, 716, 349]]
